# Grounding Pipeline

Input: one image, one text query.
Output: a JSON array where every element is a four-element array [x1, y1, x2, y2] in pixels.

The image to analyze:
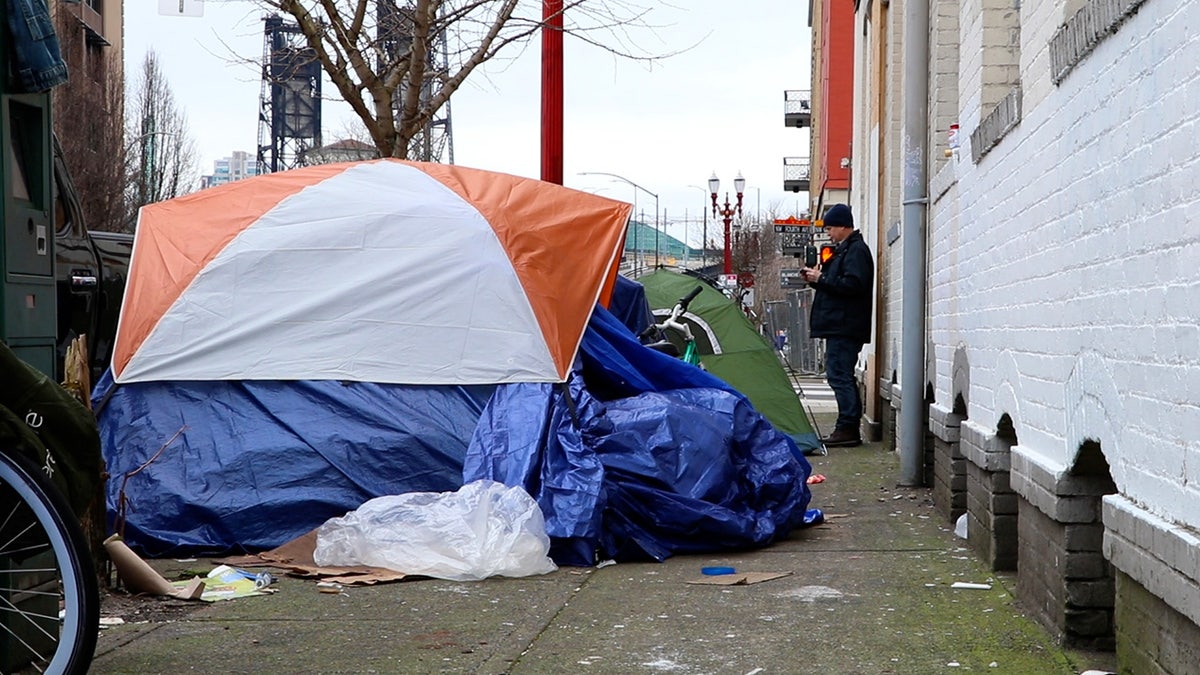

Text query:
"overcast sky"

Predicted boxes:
[[126, 1, 812, 245]]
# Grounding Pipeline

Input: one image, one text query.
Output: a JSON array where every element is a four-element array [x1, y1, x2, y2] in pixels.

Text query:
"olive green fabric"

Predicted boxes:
[[637, 268, 821, 454], [0, 342, 103, 517]]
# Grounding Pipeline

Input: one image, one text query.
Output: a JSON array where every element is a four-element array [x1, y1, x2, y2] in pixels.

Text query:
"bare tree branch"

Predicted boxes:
[[255, 0, 673, 160], [126, 50, 200, 214], [52, 11, 129, 232]]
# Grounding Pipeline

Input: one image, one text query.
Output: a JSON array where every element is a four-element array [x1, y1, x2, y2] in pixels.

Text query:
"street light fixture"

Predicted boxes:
[[578, 171, 659, 273], [708, 171, 746, 276]]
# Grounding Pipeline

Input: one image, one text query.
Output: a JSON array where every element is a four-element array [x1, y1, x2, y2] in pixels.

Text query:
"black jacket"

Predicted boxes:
[[809, 230, 874, 343]]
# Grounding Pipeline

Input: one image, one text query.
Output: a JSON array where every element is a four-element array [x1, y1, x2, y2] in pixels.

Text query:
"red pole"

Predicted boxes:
[[723, 214, 733, 275], [722, 198, 733, 275], [541, 0, 564, 184]]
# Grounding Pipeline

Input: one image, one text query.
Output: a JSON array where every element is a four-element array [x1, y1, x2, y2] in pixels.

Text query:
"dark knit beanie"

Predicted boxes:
[[824, 203, 854, 228]]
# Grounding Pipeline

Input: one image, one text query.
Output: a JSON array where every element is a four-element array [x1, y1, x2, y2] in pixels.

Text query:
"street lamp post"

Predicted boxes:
[[578, 171, 659, 272], [708, 171, 746, 277], [687, 184, 709, 270], [134, 122, 178, 205]]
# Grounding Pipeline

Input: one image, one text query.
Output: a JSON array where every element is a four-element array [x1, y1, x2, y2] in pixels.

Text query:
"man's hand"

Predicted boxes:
[[801, 266, 821, 284]]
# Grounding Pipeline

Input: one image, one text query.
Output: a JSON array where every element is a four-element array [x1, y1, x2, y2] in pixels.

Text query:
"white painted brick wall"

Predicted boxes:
[[959, 0, 986, 129], [928, 0, 1200, 534], [876, 5, 908, 386], [931, 0, 961, 174], [1020, 0, 1062, 110]]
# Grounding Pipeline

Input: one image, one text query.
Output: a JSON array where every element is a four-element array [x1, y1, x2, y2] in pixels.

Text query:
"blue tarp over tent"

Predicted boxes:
[[96, 303, 813, 563], [94, 375, 494, 555], [465, 305, 812, 565]]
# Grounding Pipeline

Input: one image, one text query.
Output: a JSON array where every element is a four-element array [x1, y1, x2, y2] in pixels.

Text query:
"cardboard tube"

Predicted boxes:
[[104, 534, 204, 600]]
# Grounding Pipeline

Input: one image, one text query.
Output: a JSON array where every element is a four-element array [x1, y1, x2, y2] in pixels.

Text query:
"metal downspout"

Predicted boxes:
[[899, 0, 929, 486]]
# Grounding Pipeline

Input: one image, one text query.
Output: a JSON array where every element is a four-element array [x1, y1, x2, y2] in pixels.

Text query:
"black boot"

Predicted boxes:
[[821, 427, 862, 448]]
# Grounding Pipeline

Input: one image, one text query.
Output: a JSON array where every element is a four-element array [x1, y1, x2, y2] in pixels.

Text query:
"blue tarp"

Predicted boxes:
[[465, 306, 811, 565], [608, 274, 657, 337], [94, 376, 494, 556], [95, 305, 813, 562]]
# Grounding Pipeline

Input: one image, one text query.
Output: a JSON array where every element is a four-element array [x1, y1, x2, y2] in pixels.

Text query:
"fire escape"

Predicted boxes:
[[783, 89, 811, 193]]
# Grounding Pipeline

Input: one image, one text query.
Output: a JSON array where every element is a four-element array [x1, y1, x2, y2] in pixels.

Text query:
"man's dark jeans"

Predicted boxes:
[[825, 337, 864, 433]]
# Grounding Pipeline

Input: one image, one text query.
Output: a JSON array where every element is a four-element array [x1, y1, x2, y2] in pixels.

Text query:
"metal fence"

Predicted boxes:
[[763, 288, 823, 375]]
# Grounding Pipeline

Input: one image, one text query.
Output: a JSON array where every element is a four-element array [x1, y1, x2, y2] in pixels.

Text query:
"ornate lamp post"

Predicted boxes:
[[708, 171, 745, 276]]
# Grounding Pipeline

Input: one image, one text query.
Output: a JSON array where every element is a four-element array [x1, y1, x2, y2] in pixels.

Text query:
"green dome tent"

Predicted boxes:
[[637, 268, 823, 455]]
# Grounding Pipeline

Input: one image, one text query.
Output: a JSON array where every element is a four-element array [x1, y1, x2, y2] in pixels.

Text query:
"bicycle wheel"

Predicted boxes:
[[0, 450, 99, 675]]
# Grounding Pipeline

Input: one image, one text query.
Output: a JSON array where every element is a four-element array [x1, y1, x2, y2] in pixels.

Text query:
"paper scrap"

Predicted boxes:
[[184, 565, 275, 602]]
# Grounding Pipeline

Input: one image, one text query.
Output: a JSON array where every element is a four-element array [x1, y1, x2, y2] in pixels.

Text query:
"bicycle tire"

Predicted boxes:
[[0, 449, 99, 675]]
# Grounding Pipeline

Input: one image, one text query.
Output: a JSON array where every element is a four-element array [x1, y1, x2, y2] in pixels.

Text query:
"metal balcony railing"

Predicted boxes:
[[783, 157, 810, 193], [66, 0, 110, 46], [784, 90, 811, 128]]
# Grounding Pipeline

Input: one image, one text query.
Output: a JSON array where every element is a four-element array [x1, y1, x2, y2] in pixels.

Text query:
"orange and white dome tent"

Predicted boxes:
[[111, 160, 632, 386]]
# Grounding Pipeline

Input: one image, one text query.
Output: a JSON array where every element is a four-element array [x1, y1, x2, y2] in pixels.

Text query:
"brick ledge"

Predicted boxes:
[[1103, 494, 1200, 627]]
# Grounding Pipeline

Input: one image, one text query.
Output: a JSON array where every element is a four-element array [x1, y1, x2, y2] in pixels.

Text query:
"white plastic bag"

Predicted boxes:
[[313, 480, 558, 581], [954, 513, 968, 539]]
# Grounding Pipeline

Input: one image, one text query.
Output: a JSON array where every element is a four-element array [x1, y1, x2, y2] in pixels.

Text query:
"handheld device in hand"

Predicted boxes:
[[804, 244, 818, 268]]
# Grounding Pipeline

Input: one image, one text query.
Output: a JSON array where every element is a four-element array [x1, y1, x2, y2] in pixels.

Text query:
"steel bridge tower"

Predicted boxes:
[[257, 15, 322, 173], [378, 1, 454, 163]]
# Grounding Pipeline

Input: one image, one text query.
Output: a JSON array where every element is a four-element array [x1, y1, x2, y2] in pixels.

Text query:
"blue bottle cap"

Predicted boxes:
[[701, 566, 736, 575]]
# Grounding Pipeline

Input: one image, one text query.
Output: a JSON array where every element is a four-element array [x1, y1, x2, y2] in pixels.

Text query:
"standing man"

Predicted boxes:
[[800, 204, 874, 447]]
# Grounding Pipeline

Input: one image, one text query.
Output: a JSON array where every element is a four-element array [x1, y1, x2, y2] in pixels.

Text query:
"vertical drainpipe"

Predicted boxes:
[[899, 0, 929, 486]]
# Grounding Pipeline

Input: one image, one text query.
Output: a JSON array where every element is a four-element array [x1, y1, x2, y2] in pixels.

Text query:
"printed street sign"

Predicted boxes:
[[780, 268, 807, 289]]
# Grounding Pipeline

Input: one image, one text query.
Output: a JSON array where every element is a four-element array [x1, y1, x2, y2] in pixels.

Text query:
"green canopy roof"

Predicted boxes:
[[625, 220, 701, 259]]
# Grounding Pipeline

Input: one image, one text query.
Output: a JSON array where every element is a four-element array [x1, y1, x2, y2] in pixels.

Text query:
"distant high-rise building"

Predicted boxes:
[[201, 151, 262, 190]]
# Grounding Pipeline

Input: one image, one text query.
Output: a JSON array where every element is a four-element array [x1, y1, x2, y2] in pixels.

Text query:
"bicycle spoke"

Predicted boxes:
[[0, 584, 64, 601], [0, 517, 42, 555], [0, 564, 59, 577], [0, 595, 58, 673], [0, 540, 52, 559], [0, 451, 99, 674], [0, 593, 60, 638]]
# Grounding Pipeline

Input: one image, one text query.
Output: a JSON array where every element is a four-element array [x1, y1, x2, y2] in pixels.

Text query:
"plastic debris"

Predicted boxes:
[[315, 480, 557, 581], [317, 581, 345, 594], [954, 513, 968, 538]]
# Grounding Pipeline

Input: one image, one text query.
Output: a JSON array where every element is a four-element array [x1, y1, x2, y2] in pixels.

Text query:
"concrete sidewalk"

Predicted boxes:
[[90, 413, 1117, 674]]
